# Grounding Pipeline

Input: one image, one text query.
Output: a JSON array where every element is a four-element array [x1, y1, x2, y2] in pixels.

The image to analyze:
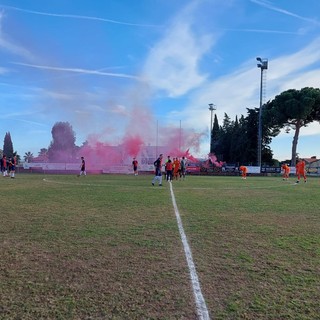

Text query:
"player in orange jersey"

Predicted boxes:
[[295, 159, 307, 183], [239, 165, 247, 179], [281, 163, 290, 180], [173, 157, 181, 180]]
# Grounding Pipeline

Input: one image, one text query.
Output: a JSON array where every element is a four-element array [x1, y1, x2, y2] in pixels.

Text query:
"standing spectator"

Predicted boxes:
[[295, 159, 307, 183], [132, 157, 138, 176], [152, 154, 163, 186], [239, 165, 247, 179], [79, 157, 86, 176]]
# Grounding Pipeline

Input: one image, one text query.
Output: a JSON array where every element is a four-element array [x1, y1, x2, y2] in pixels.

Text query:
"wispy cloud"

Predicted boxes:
[[250, 0, 320, 26], [76, 104, 105, 113], [110, 104, 129, 116], [0, 66, 9, 74], [266, 37, 320, 83], [142, 3, 216, 97], [0, 9, 34, 59], [12, 62, 141, 80], [0, 37, 34, 58], [182, 37, 320, 134], [1, 5, 161, 28], [43, 90, 75, 101]]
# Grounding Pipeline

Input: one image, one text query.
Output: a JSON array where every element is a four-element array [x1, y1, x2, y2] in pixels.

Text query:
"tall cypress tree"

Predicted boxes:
[[229, 116, 243, 164], [211, 114, 220, 154], [3, 132, 14, 157]]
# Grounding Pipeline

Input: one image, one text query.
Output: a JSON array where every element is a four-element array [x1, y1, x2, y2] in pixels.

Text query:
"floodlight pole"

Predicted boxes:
[[156, 119, 159, 158], [208, 103, 216, 153], [256, 57, 268, 169], [179, 120, 182, 151]]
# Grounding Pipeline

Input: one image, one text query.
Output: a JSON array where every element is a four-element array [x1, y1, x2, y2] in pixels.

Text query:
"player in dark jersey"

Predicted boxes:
[[132, 158, 138, 176], [152, 154, 163, 186], [79, 157, 86, 176]]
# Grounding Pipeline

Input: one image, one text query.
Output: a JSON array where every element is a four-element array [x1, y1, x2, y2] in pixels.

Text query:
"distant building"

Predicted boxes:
[[303, 156, 320, 174]]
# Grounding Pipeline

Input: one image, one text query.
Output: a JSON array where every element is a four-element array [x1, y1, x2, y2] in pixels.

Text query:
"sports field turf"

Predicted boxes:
[[0, 173, 319, 319]]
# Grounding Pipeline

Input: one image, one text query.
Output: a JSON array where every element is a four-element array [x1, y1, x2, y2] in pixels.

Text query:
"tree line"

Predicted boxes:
[[1, 122, 80, 164], [211, 87, 320, 166]]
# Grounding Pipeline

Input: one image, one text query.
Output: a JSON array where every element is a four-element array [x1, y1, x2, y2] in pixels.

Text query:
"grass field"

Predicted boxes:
[[0, 173, 319, 319]]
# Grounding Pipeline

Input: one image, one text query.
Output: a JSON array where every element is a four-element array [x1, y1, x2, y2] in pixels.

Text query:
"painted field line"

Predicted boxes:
[[169, 181, 210, 320], [182, 183, 296, 191], [42, 178, 151, 189]]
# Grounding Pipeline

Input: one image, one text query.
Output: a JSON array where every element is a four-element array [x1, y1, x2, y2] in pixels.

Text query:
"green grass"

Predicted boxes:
[[0, 173, 319, 319]]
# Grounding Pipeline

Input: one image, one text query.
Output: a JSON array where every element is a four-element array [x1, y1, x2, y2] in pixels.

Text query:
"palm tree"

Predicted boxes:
[[24, 151, 34, 163], [38, 148, 48, 162]]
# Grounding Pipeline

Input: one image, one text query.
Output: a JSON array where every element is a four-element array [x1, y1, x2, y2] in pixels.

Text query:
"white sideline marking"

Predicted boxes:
[[169, 181, 210, 320]]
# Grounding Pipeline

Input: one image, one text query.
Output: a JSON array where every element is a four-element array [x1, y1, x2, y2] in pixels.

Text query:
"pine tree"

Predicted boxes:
[[47, 122, 77, 162]]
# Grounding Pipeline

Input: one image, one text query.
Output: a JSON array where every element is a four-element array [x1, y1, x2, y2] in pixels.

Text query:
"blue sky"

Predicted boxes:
[[1, 0, 320, 161]]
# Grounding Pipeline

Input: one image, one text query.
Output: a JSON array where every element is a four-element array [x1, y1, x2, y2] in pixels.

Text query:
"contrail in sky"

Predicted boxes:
[[1, 5, 162, 28], [222, 28, 302, 35], [250, 0, 320, 26], [7, 118, 48, 127], [12, 62, 141, 81]]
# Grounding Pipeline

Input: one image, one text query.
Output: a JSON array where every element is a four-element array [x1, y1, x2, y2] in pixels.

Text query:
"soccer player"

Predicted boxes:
[[281, 163, 290, 180], [165, 157, 173, 181], [173, 157, 180, 180], [295, 159, 307, 183], [2, 155, 8, 177], [10, 156, 17, 178], [152, 154, 163, 186], [79, 157, 86, 176], [180, 156, 187, 179], [239, 165, 247, 179], [132, 158, 138, 176]]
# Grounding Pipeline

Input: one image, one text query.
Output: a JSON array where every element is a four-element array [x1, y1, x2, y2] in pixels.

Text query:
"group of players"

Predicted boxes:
[[239, 159, 307, 183], [151, 154, 187, 186], [281, 159, 307, 183], [150, 155, 309, 185], [0, 155, 17, 178], [48, 154, 311, 184], [163, 155, 187, 182]]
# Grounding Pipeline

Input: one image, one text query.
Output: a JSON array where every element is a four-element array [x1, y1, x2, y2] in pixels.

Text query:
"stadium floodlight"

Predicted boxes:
[[208, 103, 216, 153], [257, 57, 268, 169]]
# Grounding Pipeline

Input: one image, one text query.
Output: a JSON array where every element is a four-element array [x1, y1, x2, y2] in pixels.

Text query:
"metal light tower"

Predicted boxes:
[[208, 103, 216, 153], [256, 57, 268, 168]]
